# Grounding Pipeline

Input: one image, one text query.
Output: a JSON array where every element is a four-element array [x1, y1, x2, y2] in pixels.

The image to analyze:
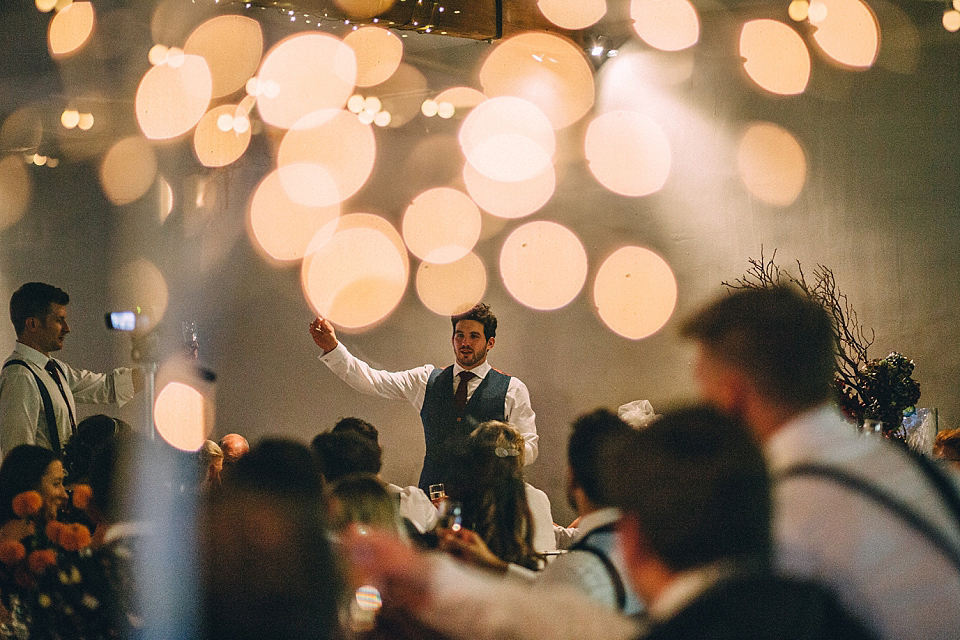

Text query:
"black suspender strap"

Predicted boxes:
[[778, 461, 960, 577], [2, 359, 62, 452], [570, 523, 627, 611]]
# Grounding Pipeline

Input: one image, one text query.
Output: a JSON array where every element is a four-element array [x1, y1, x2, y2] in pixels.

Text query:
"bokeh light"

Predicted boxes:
[[459, 96, 555, 182], [479, 32, 595, 130], [789, 0, 810, 21], [594, 246, 677, 339], [434, 87, 487, 113], [248, 167, 341, 262], [629, 0, 700, 52], [402, 188, 481, 264], [257, 33, 357, 130], [810, 0, 879, 68], [155, 381, 208, 452], [334, 0, 397, 20], [0, 155, 32, 231], [48, 1, 94, 58], [416, 252, 487, 316], [100, 136, 158, 206], [585, 111, 671, 197], [278, 109, 376, 206], [740, 20, 811, 95], [945, 9, 960, 32], [364, 63, 427, 128], [184, 15, 264, 99], [158, 176, 174, 223], [301, 218, 408, 329], [193, 105, 252, 167], [113, 258, 169, 327], [136, 54, 213, 139], [737, 123, 807, 206], [537, 0, 606, 29], [463, 161, 555, 219], [344, 27, 403, 88], [499, 221, 588, 311]]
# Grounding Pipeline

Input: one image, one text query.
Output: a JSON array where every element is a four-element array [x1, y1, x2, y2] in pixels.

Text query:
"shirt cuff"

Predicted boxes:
[[318, 341, 347, 365]]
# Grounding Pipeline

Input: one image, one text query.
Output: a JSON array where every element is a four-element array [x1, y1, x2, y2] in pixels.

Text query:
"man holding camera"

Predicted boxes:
[[0, 282, 142, 458]]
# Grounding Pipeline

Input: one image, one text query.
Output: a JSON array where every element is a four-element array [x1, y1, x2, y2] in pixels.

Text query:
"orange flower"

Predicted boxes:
[[27, 549, 56, 574], [71, 485, 93, 511], [0, 539, 25, 566], [12, 491, 42, 518], [45, 521, 68, 546], [59, 523, 92, 552]]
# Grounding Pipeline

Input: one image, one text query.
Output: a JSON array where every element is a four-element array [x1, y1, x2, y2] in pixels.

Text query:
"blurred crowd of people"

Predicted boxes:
[[0, 284, 959, 639]]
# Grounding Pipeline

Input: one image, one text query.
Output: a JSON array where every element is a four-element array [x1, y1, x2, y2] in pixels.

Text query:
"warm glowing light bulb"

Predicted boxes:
[[954, 0, 960, 11], [32, 154, 47, 166], [363, 96, 382, 113], [245, 76, 261, 96], [347, 94, 365, 113], [166, 47, 185, 68], [77, 113, 94, 130], [437, 102, 455, 119], [421, 99, 438, 117], [233, 115, 250, 134], [944, 9, 960, 31], [36, 0, 57, 11], [357, 110, 375, 125], [148, 44, 168, 66], [373, 111, 391, 127], [61, 109, 80, 129], [788, 0, 809, 21], [808, 1, 828, 23], [217, 114, 234, 132]]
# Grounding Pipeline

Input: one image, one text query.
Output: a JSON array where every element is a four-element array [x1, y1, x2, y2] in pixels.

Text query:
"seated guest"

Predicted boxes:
[[445, 421, 550, 571], [345, 405, 877, 640], [440, 410, 642, 616], [0, 444, 68, 541], [934, 428, 960, 472], [62, 414, 133, 484], [328, 472, 403, 536], [197, 440, 224, 492], [201, 437, 341, 640], [218, 433, 249, 483], [314, 419, 439, 534]]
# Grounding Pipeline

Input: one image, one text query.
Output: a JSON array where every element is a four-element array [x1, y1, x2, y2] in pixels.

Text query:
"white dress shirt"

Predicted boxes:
[[0, 342, 135, 457], [534, 508, 643, 614], [319, 342, 538, 464], [387, 483, 440, 534], [768, 404, 960, 640]]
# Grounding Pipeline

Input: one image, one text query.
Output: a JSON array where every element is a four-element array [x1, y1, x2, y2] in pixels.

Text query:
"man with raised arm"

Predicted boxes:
[[310, 303, 537, 492], [0, 282, 142, 458]]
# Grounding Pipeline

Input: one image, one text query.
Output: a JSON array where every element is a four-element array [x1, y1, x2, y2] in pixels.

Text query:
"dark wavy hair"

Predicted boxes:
[[0, 445, 60, 524], [451, 303, 497, 341], [456, 421, 539, 570]]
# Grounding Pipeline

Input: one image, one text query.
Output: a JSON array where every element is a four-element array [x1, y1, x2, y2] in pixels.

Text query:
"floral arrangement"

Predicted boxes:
[[0, 486, 114, 640], [725, 250, 922, 442]]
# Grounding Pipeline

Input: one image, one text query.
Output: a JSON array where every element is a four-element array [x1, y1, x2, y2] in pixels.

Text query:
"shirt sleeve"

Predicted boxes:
[[0, 368, 41, 457], [60, 362, 135, 407], [398, 486, 440, 533], [506, 377, 538, 465], [318, 342, 433, 409], [419, 555, 641, 640]]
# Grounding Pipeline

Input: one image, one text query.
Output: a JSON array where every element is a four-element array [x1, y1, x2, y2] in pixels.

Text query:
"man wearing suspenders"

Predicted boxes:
[[682, 285, 960, 640], [0, 282, 141, 458]]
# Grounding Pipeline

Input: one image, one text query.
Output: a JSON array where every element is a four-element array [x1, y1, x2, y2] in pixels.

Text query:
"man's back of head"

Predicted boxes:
[[331, 417, 379, 446], [568, 408, 633, 511], [681, 285, 836, 413], [311, 430, 383, 482], [603, 404, 771, 573]]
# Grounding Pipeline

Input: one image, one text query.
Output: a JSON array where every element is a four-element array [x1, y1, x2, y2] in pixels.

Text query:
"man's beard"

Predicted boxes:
[[457, 346, 486, 368]]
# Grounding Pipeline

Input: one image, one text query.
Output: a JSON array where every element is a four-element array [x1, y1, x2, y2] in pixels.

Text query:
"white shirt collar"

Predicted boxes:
[[452, 360, 492, 380], [573, 507, 621, 540], [13, 341, 52, 368]]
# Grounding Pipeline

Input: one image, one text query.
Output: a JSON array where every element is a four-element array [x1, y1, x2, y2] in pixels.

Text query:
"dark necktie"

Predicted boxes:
[[455, 371, 476, 411], [44, 360, 77, 435]]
